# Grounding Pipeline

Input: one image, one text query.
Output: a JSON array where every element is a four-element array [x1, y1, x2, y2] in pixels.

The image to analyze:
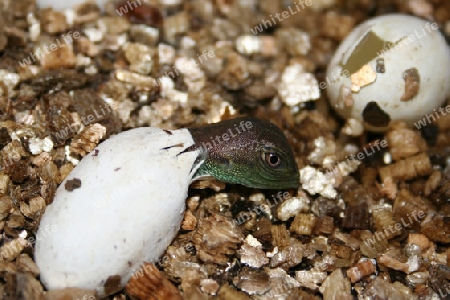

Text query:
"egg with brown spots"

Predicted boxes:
[[326, 14, 450, 133]]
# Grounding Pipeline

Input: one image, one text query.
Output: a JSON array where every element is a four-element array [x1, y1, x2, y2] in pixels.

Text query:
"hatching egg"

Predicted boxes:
[[326, 14, 450, 132], [35, 127, 202, 296]]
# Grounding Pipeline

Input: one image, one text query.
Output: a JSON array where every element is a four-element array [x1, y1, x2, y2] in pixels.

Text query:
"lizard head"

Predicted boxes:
[[189, 117, 299, 189]]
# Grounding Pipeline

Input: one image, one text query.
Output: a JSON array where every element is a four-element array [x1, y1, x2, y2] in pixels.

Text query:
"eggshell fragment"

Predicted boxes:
[[35, 127, 201, 296], [326, 14, 450, 132]]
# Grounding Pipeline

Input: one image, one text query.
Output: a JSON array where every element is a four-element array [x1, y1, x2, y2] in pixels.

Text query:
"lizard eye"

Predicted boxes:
[[264, 153, 282, 168]]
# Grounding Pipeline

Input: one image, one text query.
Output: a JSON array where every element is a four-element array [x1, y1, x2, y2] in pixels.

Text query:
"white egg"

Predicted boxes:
[[326, 14, 450, 132], [35, 127, 202, 296], [36, 0, 110, 11]]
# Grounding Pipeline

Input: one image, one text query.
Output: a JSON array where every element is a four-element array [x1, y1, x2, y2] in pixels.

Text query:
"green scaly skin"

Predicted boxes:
[[186, 117, 299, 190]]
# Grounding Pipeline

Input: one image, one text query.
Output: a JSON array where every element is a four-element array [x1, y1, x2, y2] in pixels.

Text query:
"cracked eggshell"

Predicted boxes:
[[35, 127, 201, 296], [326, 14, 450, 132]]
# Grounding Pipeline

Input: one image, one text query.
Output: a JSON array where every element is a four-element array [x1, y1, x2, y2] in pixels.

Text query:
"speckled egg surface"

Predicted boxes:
[[35, 127, 201, 296], [326, 14, 450, 132]]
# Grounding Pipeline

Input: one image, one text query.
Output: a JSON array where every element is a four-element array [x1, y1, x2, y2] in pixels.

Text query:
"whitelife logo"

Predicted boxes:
[[116, 0, 151, 16], [18, 31, 81, 67], [250, 0, 313, 35]]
